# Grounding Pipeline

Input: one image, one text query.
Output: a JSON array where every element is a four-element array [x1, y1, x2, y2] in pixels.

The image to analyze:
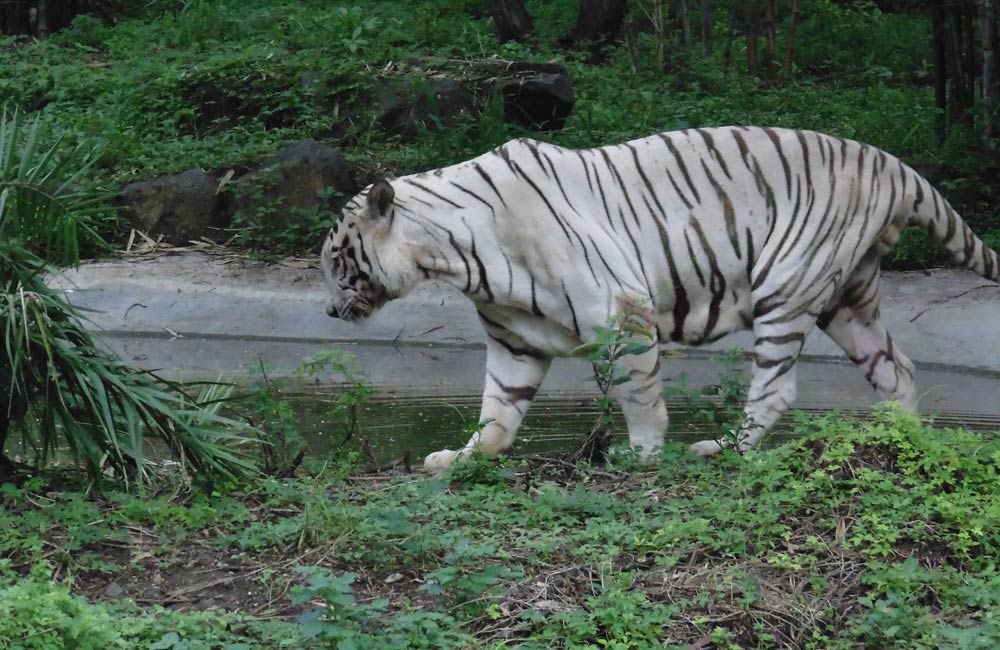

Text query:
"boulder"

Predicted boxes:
[[120, 169, 227, 245], [498, 63, 575, 132], [231, 140, 357, 232], [376, 78, 478, 139], [373, 64, 575, 136]]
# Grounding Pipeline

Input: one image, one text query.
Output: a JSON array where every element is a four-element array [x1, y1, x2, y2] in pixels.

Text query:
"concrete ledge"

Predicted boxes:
[[48, 251, 1000, 425], [51, 251, 1000, 368]]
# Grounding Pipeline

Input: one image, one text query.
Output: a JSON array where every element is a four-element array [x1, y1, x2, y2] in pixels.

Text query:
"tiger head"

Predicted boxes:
[[321, 179, 397, 322]]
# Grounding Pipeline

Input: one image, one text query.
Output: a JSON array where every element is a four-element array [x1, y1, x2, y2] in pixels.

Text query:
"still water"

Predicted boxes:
[[282, 388, 1000, 463]]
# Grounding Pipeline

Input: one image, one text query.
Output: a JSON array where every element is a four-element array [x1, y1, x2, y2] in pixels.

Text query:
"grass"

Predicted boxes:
[[1, 407, 999, 648], [0, 0, 996, 264]]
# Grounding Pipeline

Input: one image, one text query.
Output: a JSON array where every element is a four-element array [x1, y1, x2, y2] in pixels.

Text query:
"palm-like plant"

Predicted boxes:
[[1, 110, 254, 484], [0, 109, 108, 265]]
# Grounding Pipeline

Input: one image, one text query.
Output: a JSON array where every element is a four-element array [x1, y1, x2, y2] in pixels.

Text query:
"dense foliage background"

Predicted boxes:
[[0, 0, 998, 266]]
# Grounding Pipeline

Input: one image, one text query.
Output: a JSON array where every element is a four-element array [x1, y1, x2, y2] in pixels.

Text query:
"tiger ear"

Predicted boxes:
[[366, 179, 395, 219]]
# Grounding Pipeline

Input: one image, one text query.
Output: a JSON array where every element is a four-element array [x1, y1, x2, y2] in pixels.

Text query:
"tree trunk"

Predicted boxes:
[[945, 5, 963, 123], [723, 4, 737, 70], [784, 0, 800, 78], [701, 0, 715, 55], [0, 412, 8, 467], [945, 3, 976, 127], [44, 0, 82, 33], [677, 0, 692, 46], [487, 0, 535, 43], [986, 0, 1000, 135], [744, 0, 759, 76], [1, 0, 35, 36], [566, 0, 629, 45], [652, 0, 669, 73], [624, 14, 641, 72], [0, 1, 95, 36], [964, 3, 977, 127], [763, 0, 777, 80], [932, 0, 948, 136], [0, 369, 12, 474]]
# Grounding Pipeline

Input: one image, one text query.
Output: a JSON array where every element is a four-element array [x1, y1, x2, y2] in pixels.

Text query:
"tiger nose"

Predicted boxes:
[[325, 302, 340, 318]]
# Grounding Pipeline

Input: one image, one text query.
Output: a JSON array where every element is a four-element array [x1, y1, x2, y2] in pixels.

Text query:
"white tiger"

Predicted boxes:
[[320, 126, 1000, 471]]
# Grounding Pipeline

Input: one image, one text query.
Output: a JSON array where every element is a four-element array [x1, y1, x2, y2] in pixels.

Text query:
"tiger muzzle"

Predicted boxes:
[[329, 294, 374, 322]]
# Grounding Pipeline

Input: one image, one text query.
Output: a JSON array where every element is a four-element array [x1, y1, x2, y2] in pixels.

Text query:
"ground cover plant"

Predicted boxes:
[[0, 0, 996, 264], [1, 407, 999, 648]]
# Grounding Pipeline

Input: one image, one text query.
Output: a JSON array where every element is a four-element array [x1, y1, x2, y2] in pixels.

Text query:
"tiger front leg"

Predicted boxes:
[[423, 332, 551, 473]]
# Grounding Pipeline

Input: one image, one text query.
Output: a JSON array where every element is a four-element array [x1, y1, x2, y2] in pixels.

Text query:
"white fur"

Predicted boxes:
[[320, 127, 998, 471]]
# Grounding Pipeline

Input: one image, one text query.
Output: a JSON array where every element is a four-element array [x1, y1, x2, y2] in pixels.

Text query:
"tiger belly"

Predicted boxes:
[[650, 273, 755, 346]]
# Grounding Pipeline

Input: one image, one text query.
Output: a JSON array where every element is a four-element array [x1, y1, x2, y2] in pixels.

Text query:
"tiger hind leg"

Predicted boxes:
[[690, 311, 814, 457], [818, 258, 917, 410], [614, 343, 669, 458]]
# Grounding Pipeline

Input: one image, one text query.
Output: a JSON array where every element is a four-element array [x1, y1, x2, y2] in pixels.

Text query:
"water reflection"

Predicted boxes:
[[286, 387, 1000, 464], [289, 392, 777, 461]]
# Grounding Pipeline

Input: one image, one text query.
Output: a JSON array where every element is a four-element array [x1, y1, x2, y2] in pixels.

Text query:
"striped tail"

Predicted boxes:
[[909, 171, 1000, 282]]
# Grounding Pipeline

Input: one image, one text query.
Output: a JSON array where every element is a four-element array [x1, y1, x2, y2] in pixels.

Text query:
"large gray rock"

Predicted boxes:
[[373, 66, 575, 137], [231, 140, 357, 234], [121, 169, 227, 245], [498, 63, 575, 132], [376, 78, 478, 139]]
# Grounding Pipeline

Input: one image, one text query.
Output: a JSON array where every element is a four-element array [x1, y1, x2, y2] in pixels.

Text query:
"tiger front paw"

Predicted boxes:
[[689, 439, 724, 457], [423, 448, 462, 473]]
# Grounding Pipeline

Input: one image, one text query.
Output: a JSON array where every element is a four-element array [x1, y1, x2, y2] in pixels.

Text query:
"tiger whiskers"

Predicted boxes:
[[340, 295, 375, 320]]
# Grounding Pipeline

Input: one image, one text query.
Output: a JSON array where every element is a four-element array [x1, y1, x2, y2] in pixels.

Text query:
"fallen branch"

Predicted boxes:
[[908, 283, 995, 322]]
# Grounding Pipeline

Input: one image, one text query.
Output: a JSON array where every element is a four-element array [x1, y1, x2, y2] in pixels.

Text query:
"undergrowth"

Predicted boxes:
[[2, 407, 998, 648]]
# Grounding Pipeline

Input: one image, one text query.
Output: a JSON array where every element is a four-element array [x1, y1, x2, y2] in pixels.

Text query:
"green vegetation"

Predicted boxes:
[[573, 308, 657, 460], [0, 110, 253, 484], [0, 0, 996, 264], [0, 565, 299, 650], [3, 2, 1000, 647], [2, 408, 999, 648]]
